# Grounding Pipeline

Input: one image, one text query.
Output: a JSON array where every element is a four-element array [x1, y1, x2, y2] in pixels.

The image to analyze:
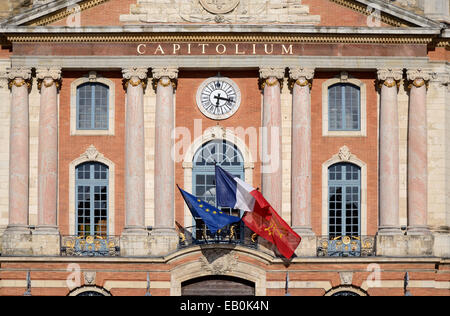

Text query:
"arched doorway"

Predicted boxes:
[[181, 275, 255, 296]]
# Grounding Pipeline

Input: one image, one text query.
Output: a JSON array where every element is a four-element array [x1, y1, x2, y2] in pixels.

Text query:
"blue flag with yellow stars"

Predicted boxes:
[[177, 186, 241, 234]]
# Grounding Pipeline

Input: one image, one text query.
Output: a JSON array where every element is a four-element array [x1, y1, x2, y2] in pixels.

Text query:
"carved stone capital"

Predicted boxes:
[[152, 67, 179, 80], [152, 67, 179, 89], [7, 67, 32, 90], [122, 67, 148, 90], [259, 66, 285, 89], [36, 67, 62, 91], [406, 69, 432, 89], [259, 66, 285, 80], [377, 68, 403, 88], [289, 67, 315, 88]]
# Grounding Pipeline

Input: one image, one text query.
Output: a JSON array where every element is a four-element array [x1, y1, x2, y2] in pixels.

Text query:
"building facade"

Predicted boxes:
[[0, 0, 449, 296]]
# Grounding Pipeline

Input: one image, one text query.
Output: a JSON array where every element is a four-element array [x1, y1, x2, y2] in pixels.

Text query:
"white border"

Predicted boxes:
[[196, 76, 242, 121], [321, 147, 367, 236], [70, 74, 115, 136], [322, 76, 367, 137], [68, 145, 115, 236]]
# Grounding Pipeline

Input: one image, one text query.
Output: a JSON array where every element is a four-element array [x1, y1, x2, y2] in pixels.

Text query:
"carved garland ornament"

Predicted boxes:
[[259, 67, 285, 89], [289, 67, 315, 89], [7, 67, 32, 90], [36, 67, 62, 91], [406, 69, 432, 89], [122, 67, 148, 90], [377, 68, 403, 89], [199, 0, 240, 15], [152, 67, 179, 90]]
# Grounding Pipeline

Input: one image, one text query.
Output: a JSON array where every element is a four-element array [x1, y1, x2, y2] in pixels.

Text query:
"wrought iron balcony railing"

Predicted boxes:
[[317, 236, 376, 257], [61, 235, 120, 257], [177, 224, 258, 250]]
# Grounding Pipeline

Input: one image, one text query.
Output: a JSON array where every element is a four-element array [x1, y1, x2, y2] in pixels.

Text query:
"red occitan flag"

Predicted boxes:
[[242, 203, 301, 259]]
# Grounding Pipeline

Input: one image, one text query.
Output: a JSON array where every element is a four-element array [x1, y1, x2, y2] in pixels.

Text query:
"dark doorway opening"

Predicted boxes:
[[181, 275, 255, 296]]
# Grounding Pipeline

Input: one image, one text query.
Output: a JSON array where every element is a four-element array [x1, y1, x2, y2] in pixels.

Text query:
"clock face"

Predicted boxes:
[[196, 77, 241, 120]]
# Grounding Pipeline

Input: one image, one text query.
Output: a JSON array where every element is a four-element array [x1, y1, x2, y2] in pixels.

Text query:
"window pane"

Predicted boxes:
[[328, 163, 361, 238], [77, 83, 109, 130], [75, 163, 108, 236]]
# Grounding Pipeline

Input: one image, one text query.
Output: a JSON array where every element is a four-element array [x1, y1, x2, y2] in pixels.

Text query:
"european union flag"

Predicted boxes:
[[177, 186, 241, 234]]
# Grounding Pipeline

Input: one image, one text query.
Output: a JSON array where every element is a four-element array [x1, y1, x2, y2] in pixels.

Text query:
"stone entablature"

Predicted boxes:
[[120, 0, 321, 24]]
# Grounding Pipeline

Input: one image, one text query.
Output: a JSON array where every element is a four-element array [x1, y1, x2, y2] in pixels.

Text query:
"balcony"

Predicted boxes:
[[61, 235, 120, 257], [177, 224, 258, 250], [317, 236, 376, 257]]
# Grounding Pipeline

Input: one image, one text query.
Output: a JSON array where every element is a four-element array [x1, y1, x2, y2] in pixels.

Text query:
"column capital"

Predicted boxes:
[[152, 67, 179, 80], [289, 67, 315, 88], [377, 68, 403, 88], [259, 66, 285, 89], [406, 69, 432, 89], [122, 67, 148, 89], [259, 66, 285, 80], [36, 67, 62, 91], [7, 67, 32, 90], [152, 67, 179, 89]]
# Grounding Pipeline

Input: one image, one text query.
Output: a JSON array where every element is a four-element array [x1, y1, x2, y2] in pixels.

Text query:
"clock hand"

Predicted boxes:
[[215, 93, 221, 106], [213, 94, 235, 103]]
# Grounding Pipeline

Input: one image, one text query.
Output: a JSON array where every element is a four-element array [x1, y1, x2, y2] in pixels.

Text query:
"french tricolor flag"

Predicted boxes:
[[215, 165, 270, 214]]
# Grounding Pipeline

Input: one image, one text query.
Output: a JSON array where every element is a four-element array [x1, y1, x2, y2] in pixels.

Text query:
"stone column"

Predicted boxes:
[[377, 69, 404, 236], [32, 67, 62, 256], [259, 67, 285, 213], [289, 67, 315, 234], [121, 67, 149, 256], [289, 67, 316, 257], [376, 69, 406, 256], [150, 67, 179, 256], [2, 67, 32, 255], [406, 69, 432, 235]]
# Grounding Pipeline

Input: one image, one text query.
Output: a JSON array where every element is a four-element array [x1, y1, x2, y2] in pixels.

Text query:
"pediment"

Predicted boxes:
[[0, 0, 442, 29]]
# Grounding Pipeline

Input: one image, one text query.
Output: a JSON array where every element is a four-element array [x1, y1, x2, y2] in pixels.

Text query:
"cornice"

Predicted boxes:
[[4, 32, 437, 45], [26, 0, 110, 27]]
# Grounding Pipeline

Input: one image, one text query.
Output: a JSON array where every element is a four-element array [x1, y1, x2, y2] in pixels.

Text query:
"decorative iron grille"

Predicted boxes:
[[317, 236, 375, 257], [178, 224, 258, 249], [61, 235, 120, 257]]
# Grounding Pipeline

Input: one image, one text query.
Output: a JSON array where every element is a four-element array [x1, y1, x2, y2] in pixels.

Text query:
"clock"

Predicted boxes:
[[196, 76, 241, 120]]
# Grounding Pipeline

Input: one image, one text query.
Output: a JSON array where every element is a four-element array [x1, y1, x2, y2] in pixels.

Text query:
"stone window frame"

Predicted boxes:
[[69, 145, 115, 236], [182, 126, 255, 228], [70, 72, 115, 136], [322, 146, 367, 236], [322, 73, 367, 137]]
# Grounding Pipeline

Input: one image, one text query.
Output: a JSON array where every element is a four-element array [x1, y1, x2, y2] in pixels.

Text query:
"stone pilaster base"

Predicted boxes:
[[1, 227, 32, 256], [432, 232, 450, 257], [31, 228, 61, 256], [376, 233, 408, 257], [376, 233, 434, 257], [149, 229, 179, 256], [120, 230, 150, 257], [295, 235, 317, 257], [0, 226, 5, 254]]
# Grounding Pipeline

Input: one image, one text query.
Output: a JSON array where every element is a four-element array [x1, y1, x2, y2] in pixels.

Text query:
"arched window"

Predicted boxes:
[[75, 162, 109, 237], [328, 163, 361, 238], [77, 82, 109, 130], [328, 83, 360, 131], [192, 140, 244, 239]]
